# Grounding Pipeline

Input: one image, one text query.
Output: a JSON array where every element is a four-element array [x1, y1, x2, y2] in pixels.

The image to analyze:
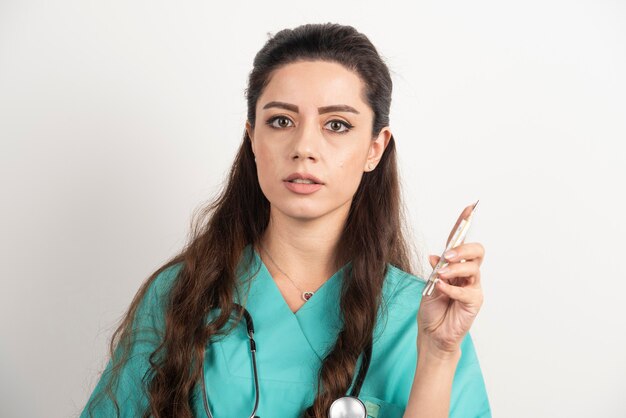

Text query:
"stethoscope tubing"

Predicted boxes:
[[199, 303, 372, 418]]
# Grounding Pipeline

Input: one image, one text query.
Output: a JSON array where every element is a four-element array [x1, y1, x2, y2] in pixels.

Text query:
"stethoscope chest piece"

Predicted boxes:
[[328, 396, 367, 418]]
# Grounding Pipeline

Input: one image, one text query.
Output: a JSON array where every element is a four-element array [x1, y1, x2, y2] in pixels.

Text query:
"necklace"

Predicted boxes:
[[258, 242, 316, 302]]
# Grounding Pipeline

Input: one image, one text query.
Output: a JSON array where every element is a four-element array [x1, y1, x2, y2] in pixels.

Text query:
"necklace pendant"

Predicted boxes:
[[302, 291, 314, 301]]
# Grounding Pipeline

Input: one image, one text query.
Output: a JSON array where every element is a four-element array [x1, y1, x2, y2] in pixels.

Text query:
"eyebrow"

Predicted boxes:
[[262, 101, 360, 115]]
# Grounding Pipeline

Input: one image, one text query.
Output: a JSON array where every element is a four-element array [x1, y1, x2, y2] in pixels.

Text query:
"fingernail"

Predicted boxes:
[[444, 251, 457, 260], [438, 268, 449, 274]]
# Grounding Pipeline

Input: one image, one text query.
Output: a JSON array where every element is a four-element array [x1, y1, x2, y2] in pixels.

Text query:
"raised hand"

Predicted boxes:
[[416, 204, 485, 357]]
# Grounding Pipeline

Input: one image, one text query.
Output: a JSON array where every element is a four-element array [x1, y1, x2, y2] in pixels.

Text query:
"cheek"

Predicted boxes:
[[333, 155, 365, 191], [337, 148, 365, 172], [257, 159, 278, 191], [256, 148, 286, 199]]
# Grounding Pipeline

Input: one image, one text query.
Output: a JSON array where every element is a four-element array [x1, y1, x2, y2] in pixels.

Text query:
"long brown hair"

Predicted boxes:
[[84, 22, 422, 417]]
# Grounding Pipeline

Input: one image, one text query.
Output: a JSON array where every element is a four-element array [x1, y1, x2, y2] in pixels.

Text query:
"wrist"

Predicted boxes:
[[417, 337, 462, 363]]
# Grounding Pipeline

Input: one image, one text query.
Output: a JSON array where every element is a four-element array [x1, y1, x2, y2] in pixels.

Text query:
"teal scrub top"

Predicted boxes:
[[81, 244, 491, 418]]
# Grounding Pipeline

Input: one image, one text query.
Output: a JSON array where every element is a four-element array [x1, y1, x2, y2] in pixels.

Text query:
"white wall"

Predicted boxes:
[[1, 1, 624, 417]]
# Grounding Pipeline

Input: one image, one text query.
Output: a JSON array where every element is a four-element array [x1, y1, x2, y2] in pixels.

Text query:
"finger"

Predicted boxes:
[[443, 242, 485, 266], [437, 260, 479, 280], [437, 260, 480, 286], [435, 279, 482, 305]]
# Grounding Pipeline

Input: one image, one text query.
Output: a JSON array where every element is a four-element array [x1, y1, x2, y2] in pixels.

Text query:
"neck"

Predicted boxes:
[[258, 204, 349, 286]]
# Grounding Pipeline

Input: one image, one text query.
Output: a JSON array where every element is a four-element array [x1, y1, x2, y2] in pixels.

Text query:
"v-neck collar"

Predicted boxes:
[[233, 244, 352, 361], [250, 244, 349, 316]]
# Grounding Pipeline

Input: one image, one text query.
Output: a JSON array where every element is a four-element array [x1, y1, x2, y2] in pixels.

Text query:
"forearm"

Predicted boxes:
[[402, 343, 461, 418]]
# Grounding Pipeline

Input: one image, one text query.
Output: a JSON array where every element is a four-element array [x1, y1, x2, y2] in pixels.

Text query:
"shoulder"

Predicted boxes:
[[137, 262, 184, 316], [371, 263, 427, 340], [382, 263, 427, 307], [152, 262, 184, 296]]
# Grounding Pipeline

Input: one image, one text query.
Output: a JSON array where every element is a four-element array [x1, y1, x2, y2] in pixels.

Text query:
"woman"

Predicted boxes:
[[81, 22, 490, 418]]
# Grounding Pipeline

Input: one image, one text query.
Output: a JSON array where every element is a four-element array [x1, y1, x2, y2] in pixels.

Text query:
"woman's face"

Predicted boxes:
[[246, 60, 391, 222]]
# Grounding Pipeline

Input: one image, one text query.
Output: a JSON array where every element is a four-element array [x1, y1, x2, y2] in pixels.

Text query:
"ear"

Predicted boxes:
[[245, 120, 255, 156], [364, 127, 392, 172]]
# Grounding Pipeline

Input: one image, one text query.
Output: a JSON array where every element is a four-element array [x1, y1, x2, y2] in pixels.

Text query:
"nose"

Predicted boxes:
[[290, 119, 322, 162]]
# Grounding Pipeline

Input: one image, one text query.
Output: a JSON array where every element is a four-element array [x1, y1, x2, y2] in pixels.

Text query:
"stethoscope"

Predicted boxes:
[[200, 303, 373, 418]]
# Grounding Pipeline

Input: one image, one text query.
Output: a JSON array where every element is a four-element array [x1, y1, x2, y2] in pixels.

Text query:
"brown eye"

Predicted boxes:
[[266, 116, 294, 129], [325, 119, 353, 134]]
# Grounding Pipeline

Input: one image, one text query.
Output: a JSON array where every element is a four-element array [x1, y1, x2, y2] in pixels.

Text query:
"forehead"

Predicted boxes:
[[258, 60, 369, 112]]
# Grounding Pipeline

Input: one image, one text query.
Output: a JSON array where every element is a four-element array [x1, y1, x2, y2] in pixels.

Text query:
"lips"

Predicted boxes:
[[284, 172, 324, 184]]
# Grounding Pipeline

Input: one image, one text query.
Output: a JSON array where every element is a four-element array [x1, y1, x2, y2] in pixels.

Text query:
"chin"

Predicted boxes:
[[284, 207, 326, 221], [271, 201, 328, 220]]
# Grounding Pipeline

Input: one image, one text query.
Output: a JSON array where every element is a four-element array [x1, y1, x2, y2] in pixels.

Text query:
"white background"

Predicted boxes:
[[1, 1, 625, 417]]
